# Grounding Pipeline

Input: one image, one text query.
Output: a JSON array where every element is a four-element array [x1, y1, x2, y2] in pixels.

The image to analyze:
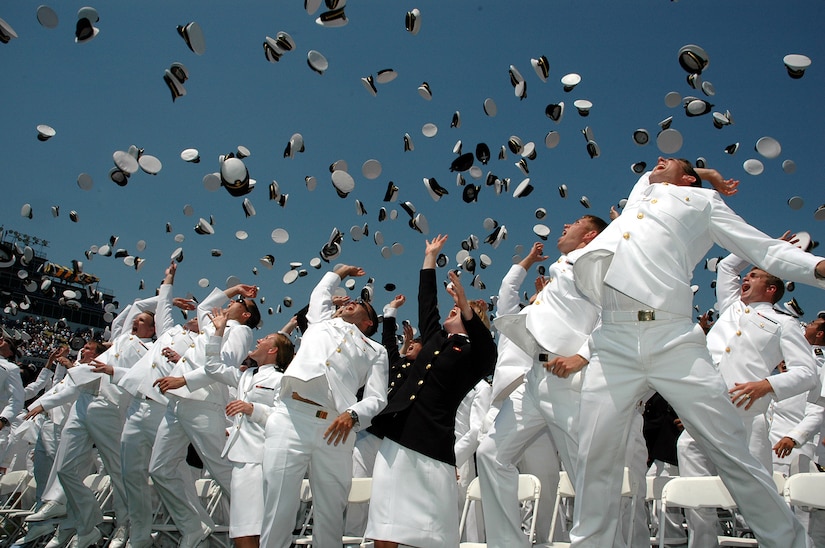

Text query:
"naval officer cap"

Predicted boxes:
[[678, 44, 710, 74], [531, 55, 549, 82], [405, 8, 421, 34], [177, 22, 205, 55], [783, 54, 811, 79]]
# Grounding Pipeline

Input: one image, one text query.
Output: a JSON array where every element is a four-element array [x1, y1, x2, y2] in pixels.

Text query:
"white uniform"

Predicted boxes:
[[204, 335, 282, 538], [455, 380, 491, 543], [570, 172, 825, 548], [55, 331, 152, 537], [148, 288, 252, 539], [678, 253, 818, 547], [480, 255, 599, 548], [260, 272, 388, 548], [117, 283, 199, 548], [31, 360, 87, 509], [28, 361, 68, 503], [0, 357, 24, 465]]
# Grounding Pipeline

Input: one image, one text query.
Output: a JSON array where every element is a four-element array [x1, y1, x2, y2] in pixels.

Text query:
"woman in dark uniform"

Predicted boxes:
[[366, 234, 497, 548]]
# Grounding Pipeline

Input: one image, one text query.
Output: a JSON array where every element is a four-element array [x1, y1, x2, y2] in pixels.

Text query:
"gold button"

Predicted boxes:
[[409, 395, 416, 401], [725, 347, 731, 353], [236, 425, 240, 429], [417, 380, 424, 386], [151, 363, 157, 369], [129, 336, 134, 341], [637, 213, 644, 219], [534, 300, 541, 305], [685, 197, 690, 202], [426, 364, 432, 370], [744, 308, 750, 313], [433, 350, 440, 356], [623, 232, 630, 240], [396, 373, 402, 378], [336, 348, 341, 353], [651, 199, 658, 204], [663, 182, 670, 186], [190, 343, 195, 348], [760, 323, 765, 328], [735, 330, 741, 336], [390, 382, 395, 387], [325, 360, 330, 366], [114, 353, 120, 359]]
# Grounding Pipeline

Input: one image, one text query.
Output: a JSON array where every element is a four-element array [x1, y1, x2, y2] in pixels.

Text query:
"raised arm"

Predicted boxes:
[[696, 167, 739, 197], [306, 265, 364, 324], [154, 262, 178, 337], [419, 235, 448, 341], [381, 295, 406, 365]]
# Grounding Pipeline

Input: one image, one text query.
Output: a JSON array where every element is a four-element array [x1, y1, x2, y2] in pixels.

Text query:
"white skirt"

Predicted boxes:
[[366, 438, 459, 547], [230, 461, 264, 538]]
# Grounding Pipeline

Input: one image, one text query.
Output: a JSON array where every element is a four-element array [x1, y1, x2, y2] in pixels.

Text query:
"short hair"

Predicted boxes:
[[763, 272, 785, 304], [581, 214, 608, 234], [2, 337, 20, 361], [677, 158, 701, 187], [243, 299, 262, 329], [87, 340, 107, 357], [272, 333, 295, 370], [361, 301, 379, 337]]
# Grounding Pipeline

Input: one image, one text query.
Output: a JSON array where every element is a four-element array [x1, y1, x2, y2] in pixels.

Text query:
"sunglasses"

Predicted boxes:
[[234, 296, 250, 311]]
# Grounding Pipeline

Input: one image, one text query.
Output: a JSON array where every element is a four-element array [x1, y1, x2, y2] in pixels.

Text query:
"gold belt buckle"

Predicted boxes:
[[637, 310, 656, 321]]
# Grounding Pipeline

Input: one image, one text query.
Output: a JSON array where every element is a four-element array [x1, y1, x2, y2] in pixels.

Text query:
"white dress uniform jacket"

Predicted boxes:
[[279, 272, 388, 424], [707, 254, 817, 416], [204, 335, 282, 463], [574, 173, 825, 317]]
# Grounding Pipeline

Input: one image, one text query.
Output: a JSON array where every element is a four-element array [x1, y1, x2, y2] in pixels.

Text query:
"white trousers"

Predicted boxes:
[[260, 399, 353, 548], [149, 398, 232, 537], [55, 393, 129, 536], [477, 378, 567, 548], [33, 416, 63, 504], [571, 318, 807, 548], [121, 398, 166, 548]]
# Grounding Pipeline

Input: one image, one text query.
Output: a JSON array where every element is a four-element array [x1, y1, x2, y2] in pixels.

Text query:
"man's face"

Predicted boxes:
[[804, 318, 825, 345], [557, 217, 594, 254], [740, 268, 776, 305], [131, 312, 155, 338], [334, 299, 374, 334], [649, 157, 692, 186], [79, 341, 100, 363], [0, 339, 11, 359], [225, 296, 253, 323]]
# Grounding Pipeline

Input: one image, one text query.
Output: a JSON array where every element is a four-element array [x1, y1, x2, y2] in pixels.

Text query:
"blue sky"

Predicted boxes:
[[2, 0, 824, 327]]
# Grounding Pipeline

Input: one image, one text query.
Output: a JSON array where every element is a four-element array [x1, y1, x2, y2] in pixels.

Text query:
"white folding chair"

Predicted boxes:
[[542, 467, 638, 548], [644, 475, 687, 547], [457, 473, 541, 548], [295, 477, 372, 547], [0, 471, 35, 547], [660, 476, 757, 548], [785, 472, 825, 510]]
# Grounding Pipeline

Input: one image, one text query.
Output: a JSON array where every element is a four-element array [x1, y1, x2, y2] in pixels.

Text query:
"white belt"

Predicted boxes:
[[602, 309, 686, 323]]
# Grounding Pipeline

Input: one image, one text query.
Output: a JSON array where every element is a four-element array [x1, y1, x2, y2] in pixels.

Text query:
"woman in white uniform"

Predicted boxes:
[[204, 310, 295, 548]]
